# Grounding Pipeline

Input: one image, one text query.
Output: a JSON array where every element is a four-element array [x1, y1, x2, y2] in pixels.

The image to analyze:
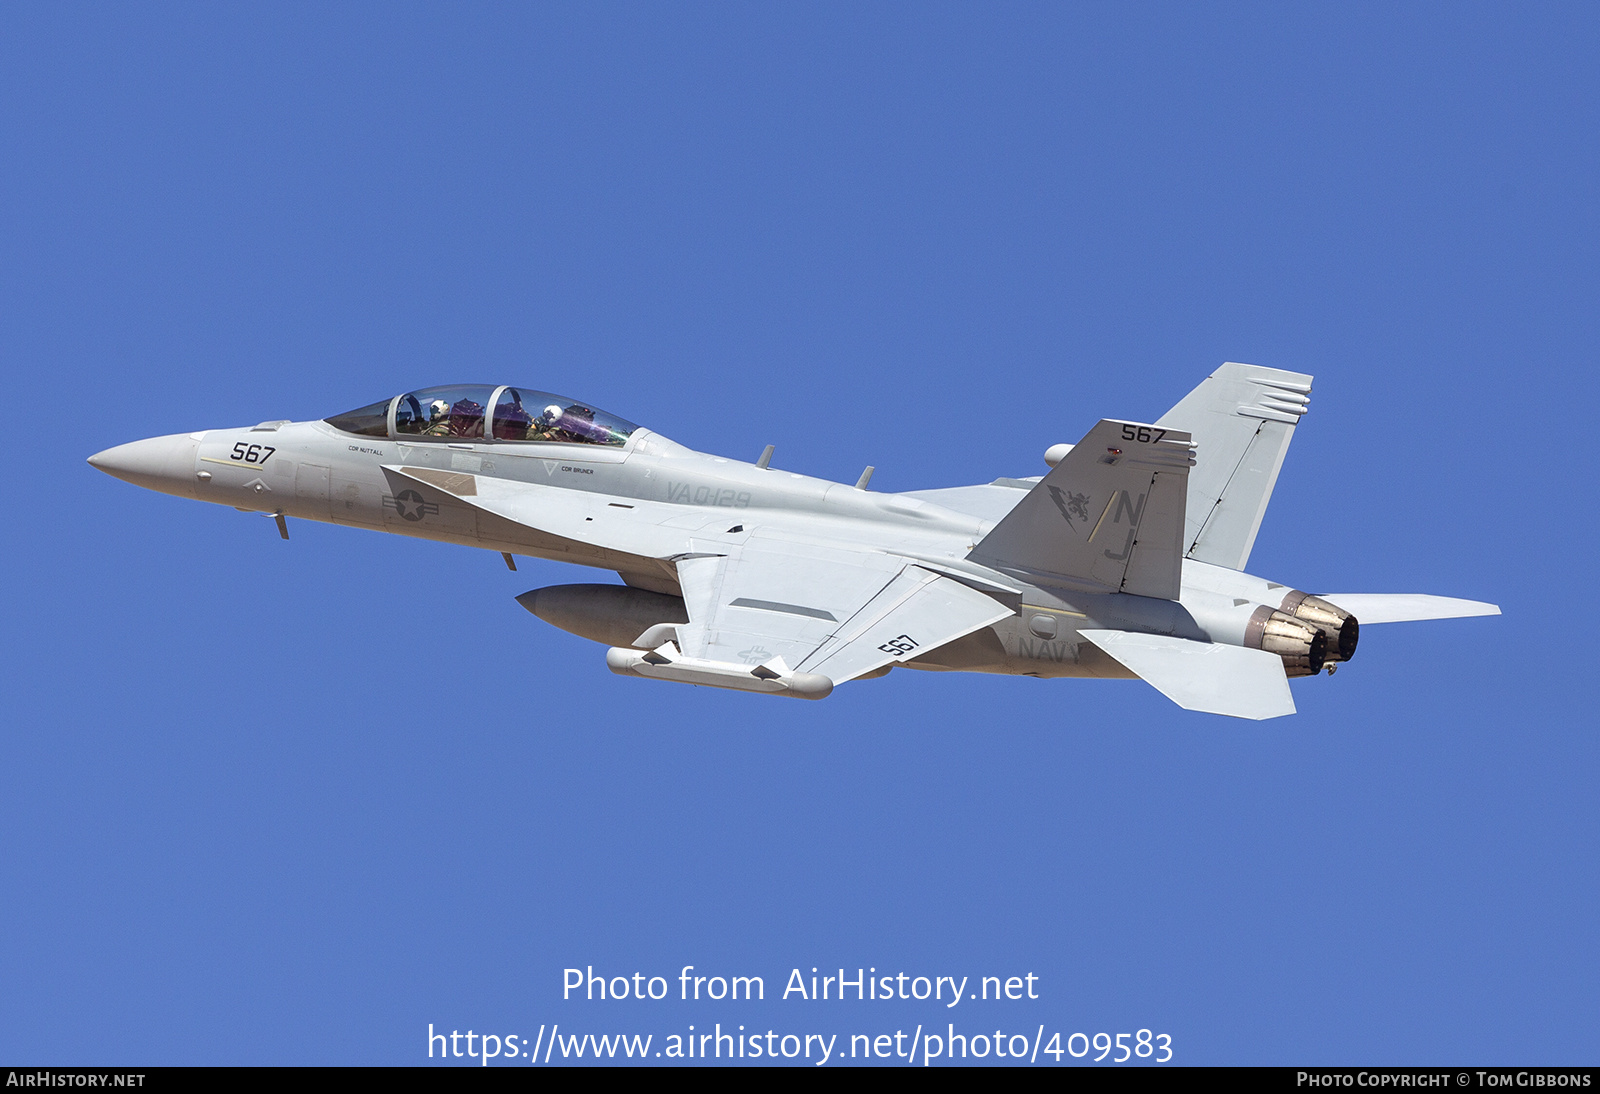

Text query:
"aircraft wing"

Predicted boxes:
[[386, 466, 1011, 689], [1315, 594, 1501, 624], [1079, 629, 1296, 720], [673, 534, 1013, 685]]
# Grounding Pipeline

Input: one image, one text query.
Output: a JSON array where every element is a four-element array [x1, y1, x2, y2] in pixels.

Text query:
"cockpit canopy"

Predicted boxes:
[[325, 385, 639, 448]]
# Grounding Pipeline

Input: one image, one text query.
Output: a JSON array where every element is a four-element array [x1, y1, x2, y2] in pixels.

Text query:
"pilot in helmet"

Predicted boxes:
[[422, 399, 451, 436], [532, 404, 565, 441]]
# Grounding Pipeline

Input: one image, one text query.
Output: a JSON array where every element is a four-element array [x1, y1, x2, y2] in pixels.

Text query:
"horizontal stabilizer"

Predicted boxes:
[[1078, 629, 1295, 720], [1316, 594, 1501, 624], [968, 420, 1194, 599]]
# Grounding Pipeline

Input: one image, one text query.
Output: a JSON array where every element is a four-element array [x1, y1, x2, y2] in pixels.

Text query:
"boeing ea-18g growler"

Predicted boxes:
[[88, 365, 1498, 718]]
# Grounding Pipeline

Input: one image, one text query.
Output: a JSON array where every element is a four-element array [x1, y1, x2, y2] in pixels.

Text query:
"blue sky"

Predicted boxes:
[[1, 2, 1594, 1065]]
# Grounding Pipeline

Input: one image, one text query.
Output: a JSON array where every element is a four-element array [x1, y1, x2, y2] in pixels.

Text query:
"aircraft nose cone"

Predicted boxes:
[[88, 433, 200, 497]]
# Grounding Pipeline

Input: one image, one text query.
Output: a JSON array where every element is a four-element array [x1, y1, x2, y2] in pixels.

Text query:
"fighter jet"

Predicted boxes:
[[87, 365, 1497, 718]]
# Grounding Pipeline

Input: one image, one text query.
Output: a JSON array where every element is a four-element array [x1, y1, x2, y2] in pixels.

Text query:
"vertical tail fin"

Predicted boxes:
[[1156, 362, 1312, 571], [968, 419, 1194, 599]]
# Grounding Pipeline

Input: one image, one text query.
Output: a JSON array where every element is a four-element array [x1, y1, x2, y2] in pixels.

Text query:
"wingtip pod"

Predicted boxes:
[[605, 646, 834, 699]]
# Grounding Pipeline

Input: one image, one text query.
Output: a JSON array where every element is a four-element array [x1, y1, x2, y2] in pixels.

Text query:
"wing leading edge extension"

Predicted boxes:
[[384, 464, 693, 559]]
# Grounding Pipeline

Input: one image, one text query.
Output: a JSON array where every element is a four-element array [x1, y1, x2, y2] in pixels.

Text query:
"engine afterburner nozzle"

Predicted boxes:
[[1246, 607, 1326, 677], [1279, 591, 1359, 663]]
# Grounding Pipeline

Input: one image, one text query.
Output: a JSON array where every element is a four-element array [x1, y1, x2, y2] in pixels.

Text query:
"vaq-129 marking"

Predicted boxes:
[[88, 365, 1498, 718]]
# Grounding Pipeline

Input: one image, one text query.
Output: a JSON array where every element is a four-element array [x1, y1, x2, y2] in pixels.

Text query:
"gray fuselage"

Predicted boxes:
[[90, 416, 1316, 683]]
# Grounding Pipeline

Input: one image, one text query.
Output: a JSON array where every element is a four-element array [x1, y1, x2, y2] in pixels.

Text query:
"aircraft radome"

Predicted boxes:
[[88, 366, 1498, 718]]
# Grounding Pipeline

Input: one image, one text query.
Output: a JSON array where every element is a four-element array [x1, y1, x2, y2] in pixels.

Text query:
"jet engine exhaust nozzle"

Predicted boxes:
[[1279, 590, 1359, 663], [1246, 606, 1327, 677]]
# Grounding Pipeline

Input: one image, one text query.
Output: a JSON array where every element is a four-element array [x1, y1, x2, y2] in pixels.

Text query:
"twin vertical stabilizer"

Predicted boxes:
[[968, 419, 1195, 598], [1156, 362, 1312, 571]]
